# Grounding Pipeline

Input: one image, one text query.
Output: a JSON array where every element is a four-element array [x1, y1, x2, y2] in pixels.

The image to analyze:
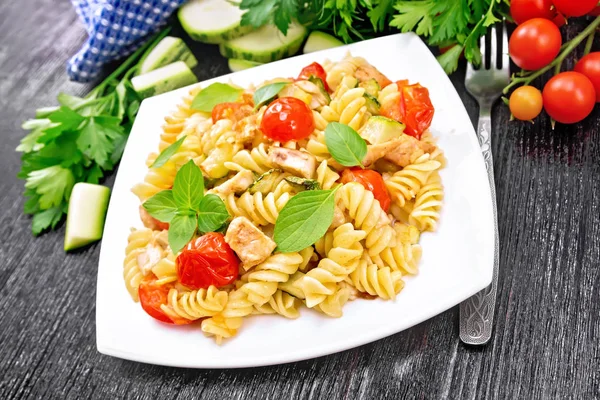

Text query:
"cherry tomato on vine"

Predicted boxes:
[[340, 168, 391, 212], [297, 62, 330, 92], [138, 278, 192, 325], [176, 232, 240, 290], [552, 0, 598, 17], [574, 52, 600, 102], [509, 86, 544, 121], [260, 97, 315, 142], [380, 80, 434, 139], [510, 0, 555, 24], [509, 18, 562, 70], [543, 72, 596, 124]]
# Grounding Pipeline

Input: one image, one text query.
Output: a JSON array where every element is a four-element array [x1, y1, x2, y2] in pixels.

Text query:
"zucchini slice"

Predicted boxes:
[[303, 31, 344, 54], [138, 36, 198, 74], [219, 23, 307, 63], [228, 58, 264, 72], [178, 0, 252, 44], [131, 62, 198, 99]]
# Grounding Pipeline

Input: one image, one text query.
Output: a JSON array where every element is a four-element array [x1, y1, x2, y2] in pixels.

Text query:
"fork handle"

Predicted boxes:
[[459, 112, 500, 345]]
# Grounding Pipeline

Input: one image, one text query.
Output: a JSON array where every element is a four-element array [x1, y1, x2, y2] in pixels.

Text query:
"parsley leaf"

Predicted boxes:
[[76, 116, 124, 169], [32, 206, 64, 236], [24, 166, 74, 209]]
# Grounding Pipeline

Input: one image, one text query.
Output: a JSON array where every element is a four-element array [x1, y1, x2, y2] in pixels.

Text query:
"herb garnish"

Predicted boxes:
[[150, 135, 187, 168], [253, 82, 288, 109], [190, 83, 243, 112], [143, 160, 230, 253], [324, 122, 367, 167]]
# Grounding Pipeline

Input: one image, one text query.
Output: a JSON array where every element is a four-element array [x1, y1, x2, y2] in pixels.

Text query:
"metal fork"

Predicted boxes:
[[460, 24, 509, 345]]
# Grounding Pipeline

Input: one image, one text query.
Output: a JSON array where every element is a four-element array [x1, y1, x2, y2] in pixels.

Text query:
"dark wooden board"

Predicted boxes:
[[1, 1, 599, 399]]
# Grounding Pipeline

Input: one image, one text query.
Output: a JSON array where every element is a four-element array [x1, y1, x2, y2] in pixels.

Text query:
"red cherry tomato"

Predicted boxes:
[[260, 97, 315, 142], [509, 18, 562, 70], [176, 232, 239, 290], [543, 72, 596, 124], [553, 0, 598, 17], [297, 62, 330, 92], [138, 278, 192, 325], [590, 6, 600, 16], [380, 80, 434, 139], [510, 0, 555, 24], [340, 168, 391, 212], [574, 52, 600, 102]]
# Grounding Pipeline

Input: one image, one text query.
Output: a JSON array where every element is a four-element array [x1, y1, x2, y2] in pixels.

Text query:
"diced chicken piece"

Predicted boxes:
[[136, 244, 163, 276], [355, 64, 392, 89], [139, 205, 169, 231], [268, 147, 317, 179], [225, 217, 277, 269], [235, 113, 260, 145], [362, 135, 435, 168], [210, 170, 254, 197], [295, 80, 329, 109]]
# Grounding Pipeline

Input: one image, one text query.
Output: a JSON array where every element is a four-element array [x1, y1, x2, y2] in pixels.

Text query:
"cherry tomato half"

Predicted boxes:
[[543, 72, 596, 124], [260, 97, 315, 142], [574, 52, 600, 102], [553, 0, 598, 17], [509, 18, 562, 70], [212, 101, 253, 124], [138, 278, 192, 325], [297, 62, 330, 92], [509, 86, 544, 121], [341, 168, 391, 212], [510, 0, 555, 24], [380, 80, 434, 139], [176, 232, 239, 290]]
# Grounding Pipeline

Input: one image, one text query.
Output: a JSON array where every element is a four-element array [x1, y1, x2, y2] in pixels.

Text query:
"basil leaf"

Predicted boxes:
[[324, 122, 367, 167], [190, 83, 242, 112], [274, 188, 338, 253], [143, 190, 177, 222], [172, 160, 204, 210], [197, 194, 230, 233], [253, 82, 288, 109], [150, 135, 186, 169], [168, 212, 198, 254]]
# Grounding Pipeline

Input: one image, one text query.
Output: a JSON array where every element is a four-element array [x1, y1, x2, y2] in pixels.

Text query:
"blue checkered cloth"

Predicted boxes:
[[68, 0, 186, 82]]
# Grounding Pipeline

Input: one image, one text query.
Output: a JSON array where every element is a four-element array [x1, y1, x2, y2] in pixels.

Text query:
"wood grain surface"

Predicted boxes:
[[1, 1, 599, 399]]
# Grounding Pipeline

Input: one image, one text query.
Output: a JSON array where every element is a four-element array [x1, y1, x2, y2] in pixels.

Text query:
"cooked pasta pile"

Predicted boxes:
[[124, 54, 445, 343]]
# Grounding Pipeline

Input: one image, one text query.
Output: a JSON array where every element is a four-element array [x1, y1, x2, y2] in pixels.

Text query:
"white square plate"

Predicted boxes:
[[96, 33, 495, 368]]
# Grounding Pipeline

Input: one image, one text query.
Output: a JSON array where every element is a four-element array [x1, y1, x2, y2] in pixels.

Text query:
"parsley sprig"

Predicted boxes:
[[237, 0, 511, 74], [143, 160, 230, 253], [17, 29, 170, 235]]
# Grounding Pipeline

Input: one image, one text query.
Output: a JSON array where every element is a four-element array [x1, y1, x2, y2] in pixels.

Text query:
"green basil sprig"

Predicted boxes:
[[191, 83, 242, 112], [150, 135, 186, 168], [253, 82, 288, 109], [324, 122, 367, 167], [142, 160, 230, 253], [273, 188, 339, 253]]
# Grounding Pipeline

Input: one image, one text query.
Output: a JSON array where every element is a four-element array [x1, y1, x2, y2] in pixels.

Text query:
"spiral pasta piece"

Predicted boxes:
[[326, 55, 366, 91], [348, 257, 404, 300], [336, 182, 396, 257], [225, 191, 290, 226], [384, 154, 441, 207], [224, 143, 273, 174], [201, 315, 243, 345], [313, 285, 351, 318], [253, 290, 301, 319], [161, 286, 229, 321], [409, 172, 443, 232], [294, 223, 365, 307], [316, 160, 340, 190], [320, 78, 369, 131], [240, 252, 304, 305]]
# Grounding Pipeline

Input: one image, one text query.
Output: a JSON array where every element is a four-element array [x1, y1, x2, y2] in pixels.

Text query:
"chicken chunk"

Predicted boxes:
[[268, 147, 317, 179], [210, 170, 254, 197], [136, 243, 163, 276], [355, 64, 392, 89], [362, 135, 435, 168], [225, 217, 276, 269]]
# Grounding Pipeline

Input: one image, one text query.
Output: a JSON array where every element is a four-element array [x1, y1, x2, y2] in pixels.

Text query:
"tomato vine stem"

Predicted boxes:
[[503, 15, 600, 94]]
